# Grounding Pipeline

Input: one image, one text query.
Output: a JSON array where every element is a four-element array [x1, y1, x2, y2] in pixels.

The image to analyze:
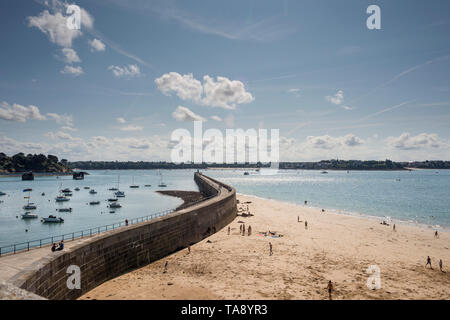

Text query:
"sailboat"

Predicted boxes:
[[114, 175, 125, 197], [23, 190, 37, 210], [158, 171, 167, 187], [129, 176, 139, 188]]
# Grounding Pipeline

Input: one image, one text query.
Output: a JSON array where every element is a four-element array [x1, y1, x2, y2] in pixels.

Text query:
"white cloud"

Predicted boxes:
[[61, 48, 80, 64], [155, 72, 203, 101], [108, 64, 141, 78], [210, 115, 222, 122], [172, 106, 206, 122], [27, 10, 81, 48], [386, 133, 444, 150], [202, 75, 254, 109], [119, 125, 143, 131], [60, 65, 83, 76], [45, 131, 80, 141], [0, 101, 46, 122], [326, 90, 344, 105], [88, 38, 106, 52], [116, 117, 126, 124], [46, 113, 74, 126], [61, 126, 77, 131], [342, 105, 354, 110], [305, 134, 364, 150], [155, 72, 254, 109]]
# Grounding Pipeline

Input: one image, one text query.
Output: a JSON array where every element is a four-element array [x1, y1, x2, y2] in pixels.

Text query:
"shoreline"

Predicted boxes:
[[81, 193, 450, 300], [237, 193, 450, 234]]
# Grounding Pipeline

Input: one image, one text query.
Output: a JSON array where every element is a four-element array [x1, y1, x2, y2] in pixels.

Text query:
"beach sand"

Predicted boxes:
[[80, 194, 450, 300]]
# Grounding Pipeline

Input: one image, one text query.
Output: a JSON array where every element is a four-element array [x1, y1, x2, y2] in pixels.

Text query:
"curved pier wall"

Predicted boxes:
[[11, 173, 236, 300]]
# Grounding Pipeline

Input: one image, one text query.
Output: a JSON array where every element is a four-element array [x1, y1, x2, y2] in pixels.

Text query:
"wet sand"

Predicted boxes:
[[80, 194, 450, 300]]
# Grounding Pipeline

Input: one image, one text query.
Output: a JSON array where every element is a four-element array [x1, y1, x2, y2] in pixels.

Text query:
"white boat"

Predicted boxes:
[[42, 215, 64, 223], [22, 212, 38, 219], [109, 202, 122, 209], [23, 204, 37, 210], [114, 175, 125, 197], [115, 191, 125, 197], [158, 171, 167, 187], [89, 189, 97, 194], [129, 176, 139, 188], [55, 196, 70, 202], [23, 190, 36, 209]]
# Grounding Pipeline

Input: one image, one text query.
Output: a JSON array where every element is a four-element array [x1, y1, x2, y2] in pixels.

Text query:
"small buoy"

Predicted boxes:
[[25, 229, 28, 232]]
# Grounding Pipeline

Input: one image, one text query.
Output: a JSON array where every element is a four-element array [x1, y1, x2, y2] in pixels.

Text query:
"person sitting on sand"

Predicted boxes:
[[327, 280, 334, 300], [439, 259, 443, 272], [426, 256, 433, 269], [163, 261, 168, 273], [269, 242, 273, 256], [51, 243, 56, 252]]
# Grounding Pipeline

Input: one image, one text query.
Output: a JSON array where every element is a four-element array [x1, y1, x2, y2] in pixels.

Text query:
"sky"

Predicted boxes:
[[1, 0, 450, 162]]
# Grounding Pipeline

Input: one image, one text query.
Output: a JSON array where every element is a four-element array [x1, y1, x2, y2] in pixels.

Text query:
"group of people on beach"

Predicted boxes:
[[51, 240, 64, 252], [426, 256, 444, 272], [239, 223, 251, 236]]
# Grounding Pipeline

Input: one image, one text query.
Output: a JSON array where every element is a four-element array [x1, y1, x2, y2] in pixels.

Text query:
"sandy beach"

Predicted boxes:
[[80, 194, 450, 300]]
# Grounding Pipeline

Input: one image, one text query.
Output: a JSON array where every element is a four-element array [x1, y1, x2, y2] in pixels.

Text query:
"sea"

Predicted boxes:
[[0, 169, 449, 251]]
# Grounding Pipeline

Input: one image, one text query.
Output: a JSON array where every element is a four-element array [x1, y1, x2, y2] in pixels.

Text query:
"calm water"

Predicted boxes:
[[205, 169, 450, 231], [1, 169, 449, 249]]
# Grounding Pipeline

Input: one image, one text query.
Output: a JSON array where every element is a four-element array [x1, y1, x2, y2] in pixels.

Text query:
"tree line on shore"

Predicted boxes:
[[1, 153, 449, 173], [0, 153, 71, 174]]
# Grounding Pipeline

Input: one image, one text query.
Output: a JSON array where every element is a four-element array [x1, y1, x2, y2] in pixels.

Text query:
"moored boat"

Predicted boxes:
[[89, 201, 100, 205], [109, 202, 122, 209], [22, 212, 38, 219], [57, 208, 72, 212], [42, 215, 64, 223], [89, 189, 97, 194], [55, 196, 70, 202]]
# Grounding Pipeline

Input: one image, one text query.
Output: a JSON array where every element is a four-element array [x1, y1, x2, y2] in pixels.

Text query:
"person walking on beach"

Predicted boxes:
[[297, 216, 299, 222], [426, 256, 433, 269], [304, 200, 307, 205], [435, 230, 439, 238], [269, 242, 273, 256], [327, 280, 334, 300], [242, 224, 246, 236], [305, 221, 308, 230], [163, 261, 168, 273], [439, 259, 443, 272], [187, 244, 191, 254], [125, 219, 128, 226], [228, 226, 230, 235], [248, 225, 252, 236], [393, 224, 396, 232], [240, 224, 243, 234]]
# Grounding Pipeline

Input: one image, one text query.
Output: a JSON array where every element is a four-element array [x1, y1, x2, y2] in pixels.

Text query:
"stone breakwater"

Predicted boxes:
[[0, 173, 237, 300]]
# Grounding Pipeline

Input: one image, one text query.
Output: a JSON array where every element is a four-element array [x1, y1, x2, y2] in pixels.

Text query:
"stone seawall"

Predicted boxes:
[[5, 173, 236, 300]]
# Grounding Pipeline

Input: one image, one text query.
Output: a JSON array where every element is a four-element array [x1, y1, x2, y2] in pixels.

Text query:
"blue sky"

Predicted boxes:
[[1, 0, 450, 161]]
